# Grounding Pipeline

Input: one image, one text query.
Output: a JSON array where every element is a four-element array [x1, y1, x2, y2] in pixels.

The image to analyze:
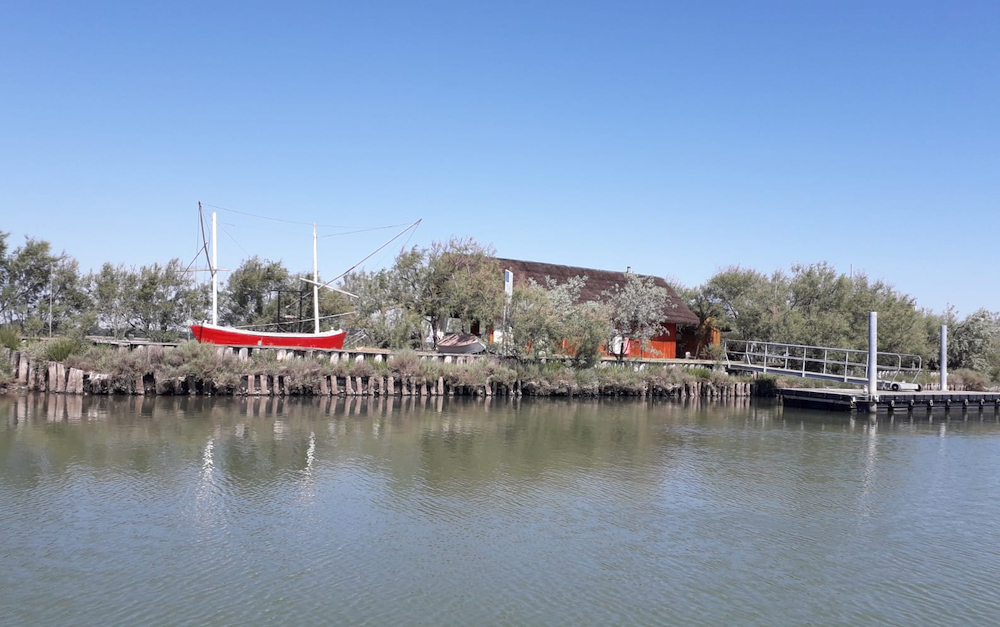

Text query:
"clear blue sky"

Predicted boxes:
[[2, 0, 997, 316]]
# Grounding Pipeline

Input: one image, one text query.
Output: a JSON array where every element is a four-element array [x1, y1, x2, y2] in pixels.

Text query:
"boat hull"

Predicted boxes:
[[191, 324, 346, 350], [436, 333, 486, 354]]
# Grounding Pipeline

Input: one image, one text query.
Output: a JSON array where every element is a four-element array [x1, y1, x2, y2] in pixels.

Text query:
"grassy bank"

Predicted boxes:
[[4, 341, 761, 398]]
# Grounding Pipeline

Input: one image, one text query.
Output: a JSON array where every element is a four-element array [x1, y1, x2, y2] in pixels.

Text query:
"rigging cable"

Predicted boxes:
[[206, 203, 410, 231], [323, 219, 423, 286]]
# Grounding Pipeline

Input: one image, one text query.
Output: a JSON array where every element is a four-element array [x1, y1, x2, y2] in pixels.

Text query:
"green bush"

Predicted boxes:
[[949, 368, 990, 392], [45, 337, 84, 362], [389, 350, 423, 378], [0, 327, 21, 350], [688, 367, 713, 380]]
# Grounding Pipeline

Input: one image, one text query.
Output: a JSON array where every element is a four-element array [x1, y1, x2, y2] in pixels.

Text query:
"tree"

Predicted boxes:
[[946, 308, 999, 372], [702, 266, 783, 342], [131, 260, 208, 339], [501, 275, 609, 367], [345, 267, 426, 348], [220, 256, 293, 328], [671, 281, 723, 358], [46, 258, 94, 336], [603, 273, 669, 361], [90, 263, 136, 338], [88, 259, 207, 340], [0, 234, 58, 330], [344, 238, 504, 349]]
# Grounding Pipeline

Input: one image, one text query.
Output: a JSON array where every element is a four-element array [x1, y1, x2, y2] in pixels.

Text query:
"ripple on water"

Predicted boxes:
[[3, 398, 1000, 626]]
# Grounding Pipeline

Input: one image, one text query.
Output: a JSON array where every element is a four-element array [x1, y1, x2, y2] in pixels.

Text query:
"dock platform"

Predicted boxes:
[[781, 387, 1000, 415]]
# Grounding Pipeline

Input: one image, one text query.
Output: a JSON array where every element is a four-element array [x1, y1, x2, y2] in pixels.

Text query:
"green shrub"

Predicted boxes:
[[389, 350, 424, 378], [45, 337, 84, 362], [688, 367, 713, 380], [950, 368, 990, 392], [349, 359, 376, 378], [0, 328, 20, 350]]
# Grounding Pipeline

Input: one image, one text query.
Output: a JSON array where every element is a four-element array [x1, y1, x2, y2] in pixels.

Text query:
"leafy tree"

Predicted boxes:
[[0, 234, 58, 330], [90, 263, 136, 338], [692, 263, 940, 371], [344, 238, 503, 349], [220, 256, 293, 328], [131, 260, 208, 339], [502, 275, 609, 367], [848, 273, 929, 356], [946, 307, 999, 372], [504, 280, 559, 359], [46, 258, 94, 336], [671, 281, 723, 358], [603, 273, 669, 361], [345, 268, 426, 348], [702, 266, 783, 342], [782, 263, 852, 347], [89, 259, 207, 340]]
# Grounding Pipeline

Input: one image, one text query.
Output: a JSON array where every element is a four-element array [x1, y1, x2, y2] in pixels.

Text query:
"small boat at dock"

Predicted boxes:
[[436, 333, 487, 354]]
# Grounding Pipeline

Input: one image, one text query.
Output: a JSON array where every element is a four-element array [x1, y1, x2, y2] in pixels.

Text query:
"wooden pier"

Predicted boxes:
[[781, 387, 1000, 415]]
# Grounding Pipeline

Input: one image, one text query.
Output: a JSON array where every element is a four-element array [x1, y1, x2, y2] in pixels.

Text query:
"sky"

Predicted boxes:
[[2, 0, 997, 316]]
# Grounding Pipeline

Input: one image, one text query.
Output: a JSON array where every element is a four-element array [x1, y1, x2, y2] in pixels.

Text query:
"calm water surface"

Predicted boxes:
[[3, 394, 1000, 626]]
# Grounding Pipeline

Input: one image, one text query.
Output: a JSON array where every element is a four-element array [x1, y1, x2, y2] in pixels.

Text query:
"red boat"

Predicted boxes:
[[187, 205, 419, 353], [190, 323, 346, 350]]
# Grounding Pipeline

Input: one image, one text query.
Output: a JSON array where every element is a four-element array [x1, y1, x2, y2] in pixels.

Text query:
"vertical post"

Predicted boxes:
[[313, 222, 320, 334], [211, 211, 218, 326], [868, 311, 878, 399], [48, 262, 53, 336], [940, 325, 948, 391]]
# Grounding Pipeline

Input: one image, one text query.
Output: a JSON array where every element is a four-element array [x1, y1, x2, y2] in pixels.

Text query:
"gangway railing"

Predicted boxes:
[[724, 339, 923, 390]]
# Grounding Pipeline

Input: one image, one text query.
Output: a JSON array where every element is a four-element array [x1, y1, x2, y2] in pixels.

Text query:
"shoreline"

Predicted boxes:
[[3, 345, 764, 399]]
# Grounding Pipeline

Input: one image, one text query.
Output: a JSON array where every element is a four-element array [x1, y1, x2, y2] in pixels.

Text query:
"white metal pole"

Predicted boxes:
[[940, 325, 948, 391], [868, 311, 878, 399], [313, 222, 320, 334], [212, 211, 218, 326]]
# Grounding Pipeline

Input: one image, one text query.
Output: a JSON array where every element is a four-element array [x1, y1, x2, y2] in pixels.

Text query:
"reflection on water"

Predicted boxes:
[[3, 394, 1000, 626]]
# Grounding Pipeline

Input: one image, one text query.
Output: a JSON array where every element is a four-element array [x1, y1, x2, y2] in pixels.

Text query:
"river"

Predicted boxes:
[[3, 394, 1000, 626]]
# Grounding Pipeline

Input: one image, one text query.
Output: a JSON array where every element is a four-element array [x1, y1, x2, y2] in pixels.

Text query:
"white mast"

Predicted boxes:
[[313, 222, 320, 333], [212, 211, 218, 325]]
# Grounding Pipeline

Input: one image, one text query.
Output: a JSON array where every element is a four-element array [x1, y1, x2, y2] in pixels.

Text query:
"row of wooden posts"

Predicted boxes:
[[4, 348, 759, 398]]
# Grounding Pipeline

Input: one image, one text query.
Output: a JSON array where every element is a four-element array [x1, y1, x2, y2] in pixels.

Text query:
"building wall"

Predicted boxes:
[[602, 323, 678, 359], [675, 322, 722, 358]]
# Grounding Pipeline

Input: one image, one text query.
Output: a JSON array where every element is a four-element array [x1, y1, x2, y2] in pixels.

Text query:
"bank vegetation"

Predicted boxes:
[[1, 230, 999, 388]]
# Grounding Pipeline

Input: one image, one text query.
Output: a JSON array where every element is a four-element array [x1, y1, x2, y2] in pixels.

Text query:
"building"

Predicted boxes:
[[495, 258, 701, 359]]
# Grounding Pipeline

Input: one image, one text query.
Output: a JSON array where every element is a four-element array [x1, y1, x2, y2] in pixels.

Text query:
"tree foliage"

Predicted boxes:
[[0, 233, 93, 336], [945, 307, 999, 373], [693, 263, 951, 364], [603, 273, 670, 360], [503, 276, 609, 367], [221, 256, 292, 328], [345, 238, 503, 348], [0, 234, 58, 330], [88, 259, 208, 340]]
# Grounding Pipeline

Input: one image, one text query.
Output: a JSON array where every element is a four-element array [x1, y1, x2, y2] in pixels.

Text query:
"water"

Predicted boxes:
[[3, 394, 1000, 626]]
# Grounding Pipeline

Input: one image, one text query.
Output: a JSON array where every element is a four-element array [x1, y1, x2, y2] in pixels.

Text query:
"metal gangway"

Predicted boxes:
[[724, 339, 923, 390]]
